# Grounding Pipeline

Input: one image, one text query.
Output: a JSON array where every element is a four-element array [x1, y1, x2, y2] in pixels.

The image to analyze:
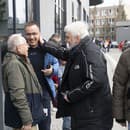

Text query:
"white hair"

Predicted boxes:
[[7, 34, 26, 52], [64, 21, 89, 39]]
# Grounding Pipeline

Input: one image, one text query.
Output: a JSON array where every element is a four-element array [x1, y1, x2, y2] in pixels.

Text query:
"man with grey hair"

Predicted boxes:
[[2, 34, 44, 130], [42, 21, 113, 130]]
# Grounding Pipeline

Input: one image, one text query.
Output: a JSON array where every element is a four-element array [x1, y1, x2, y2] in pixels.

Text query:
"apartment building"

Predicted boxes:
[[89, 5, 126, 40]]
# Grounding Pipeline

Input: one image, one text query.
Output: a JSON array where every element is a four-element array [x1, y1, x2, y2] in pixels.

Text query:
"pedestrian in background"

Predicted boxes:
[[42, 21, 113, 130], [113, 48, 130, 129], [49, 33, 61, 45], [2, 34, 44, 130], [44, 33, 60, 108], [48, 33, 61, 91], [24, 22, 59, 130], [49, 33, 72, 130]]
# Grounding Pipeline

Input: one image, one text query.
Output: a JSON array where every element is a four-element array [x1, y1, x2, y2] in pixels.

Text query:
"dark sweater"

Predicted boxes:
[[28, 45, 51, 98]]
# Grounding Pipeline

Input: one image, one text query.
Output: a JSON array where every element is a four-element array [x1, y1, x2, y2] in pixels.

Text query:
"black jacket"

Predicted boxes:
[[44, 36, 113, 130]]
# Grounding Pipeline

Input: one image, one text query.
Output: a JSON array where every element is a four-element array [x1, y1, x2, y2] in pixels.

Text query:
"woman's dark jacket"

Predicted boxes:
[[43, 36, 113, 130], [2, 52, 44, 128]]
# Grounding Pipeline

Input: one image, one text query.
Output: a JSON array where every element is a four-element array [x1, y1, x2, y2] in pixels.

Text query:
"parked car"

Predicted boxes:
[[122, 41, 130, 51], [111, 41, 118, 48]]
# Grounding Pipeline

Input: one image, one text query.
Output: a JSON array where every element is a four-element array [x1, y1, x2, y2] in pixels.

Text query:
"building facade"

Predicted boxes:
[[116, 21, 130, 43], [89, 5, 126, 41], [0, 0, 103, 40], [1, 0, 90, 40], [39, 0, 90, 40]]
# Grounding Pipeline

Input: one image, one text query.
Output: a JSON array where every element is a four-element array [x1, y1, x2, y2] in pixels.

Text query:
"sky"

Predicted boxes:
[[97, 0, 129, 7]]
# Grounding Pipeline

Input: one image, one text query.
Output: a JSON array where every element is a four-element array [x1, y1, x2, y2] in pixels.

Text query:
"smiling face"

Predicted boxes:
[[24, 24, 40, 48]]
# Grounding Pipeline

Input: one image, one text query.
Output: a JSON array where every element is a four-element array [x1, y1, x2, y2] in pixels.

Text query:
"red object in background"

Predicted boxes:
[[52, 75, 59, 84], [118, 41, 125, 50]]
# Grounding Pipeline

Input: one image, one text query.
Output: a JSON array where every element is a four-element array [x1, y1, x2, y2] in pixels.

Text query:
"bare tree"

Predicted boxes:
[[116, 0, 126, 21]]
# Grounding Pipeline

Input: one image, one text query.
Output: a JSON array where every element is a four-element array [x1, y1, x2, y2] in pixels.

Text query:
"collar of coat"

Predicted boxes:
[[69, 36, 91, 57], [5, 51, 30, 64]]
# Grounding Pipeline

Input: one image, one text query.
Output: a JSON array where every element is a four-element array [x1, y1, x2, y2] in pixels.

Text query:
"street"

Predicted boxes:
[[104, 48, 127, 130]]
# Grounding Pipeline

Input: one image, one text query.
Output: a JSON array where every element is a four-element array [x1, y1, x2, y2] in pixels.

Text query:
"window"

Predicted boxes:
[[54, 0, 66, 39], [8, 0, 13, 25], [8, 0, 33, 33], [77, 0, 81, 20], [83, 9, 87, 22], [72, 2, 74, 21], [16, 0, 26, 24]]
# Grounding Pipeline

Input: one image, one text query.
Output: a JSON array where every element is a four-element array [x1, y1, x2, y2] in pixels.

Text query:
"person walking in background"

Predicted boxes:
[[103, 39, 109, 52], [49, 33, 61, 45], [42, 21, 113, 130], [24, 22, 59, 130], [48, 33, 61, 91], [49, 33, 71, 130], [113, 47, 130, 129], [43, 33, 60, 108], [2, 34, 44, 130]]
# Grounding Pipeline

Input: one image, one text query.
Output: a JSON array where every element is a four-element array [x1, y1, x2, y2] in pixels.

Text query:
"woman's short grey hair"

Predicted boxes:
[[7, 34, 26, 52], [64, 21, 89, 39]]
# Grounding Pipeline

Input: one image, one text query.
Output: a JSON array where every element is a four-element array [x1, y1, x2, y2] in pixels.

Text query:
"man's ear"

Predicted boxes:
[[76, 35, 80, 43], [16, 46, 20, 53]]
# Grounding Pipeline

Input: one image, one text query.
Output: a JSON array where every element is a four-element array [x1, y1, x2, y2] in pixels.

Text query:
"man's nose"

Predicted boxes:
[[29, 34, 34, 39]]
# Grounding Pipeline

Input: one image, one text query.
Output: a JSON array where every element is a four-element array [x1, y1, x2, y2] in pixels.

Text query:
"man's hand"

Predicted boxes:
[[118, 122, 127, 127], [39, 35, 44, 45], [61, 92, 70, 103], [41, 65, 53, 76], [116, 119, 127, 127], [22, 124, 32, 130], [64, 94, 70, 102]]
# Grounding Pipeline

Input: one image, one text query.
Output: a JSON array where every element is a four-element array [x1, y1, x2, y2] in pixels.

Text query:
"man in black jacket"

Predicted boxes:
[[43, 21, 113, 130], [24, 22, 58, 130]]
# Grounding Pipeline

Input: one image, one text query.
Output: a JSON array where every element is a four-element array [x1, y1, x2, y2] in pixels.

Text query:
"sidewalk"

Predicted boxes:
[[105, 48, 127, 130], [51, 108, 62, 130]]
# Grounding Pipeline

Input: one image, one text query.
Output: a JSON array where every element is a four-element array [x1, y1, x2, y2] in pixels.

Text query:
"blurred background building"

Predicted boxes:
[[89, 0, 130, 41]]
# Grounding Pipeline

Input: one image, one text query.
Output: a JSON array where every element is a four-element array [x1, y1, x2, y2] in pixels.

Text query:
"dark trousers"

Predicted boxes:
[[63, 116, 71, 130], [38, 98, 51, 130]]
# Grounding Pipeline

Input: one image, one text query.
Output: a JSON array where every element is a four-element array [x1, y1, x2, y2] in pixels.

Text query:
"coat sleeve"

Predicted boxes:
[[43, 41, 70, 60], [112, 53, 128, 120], [44, 53, 59, 75], [50, 54, 59, 75], [67, 50, 109, 103], [6, 61, 32, 125]]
